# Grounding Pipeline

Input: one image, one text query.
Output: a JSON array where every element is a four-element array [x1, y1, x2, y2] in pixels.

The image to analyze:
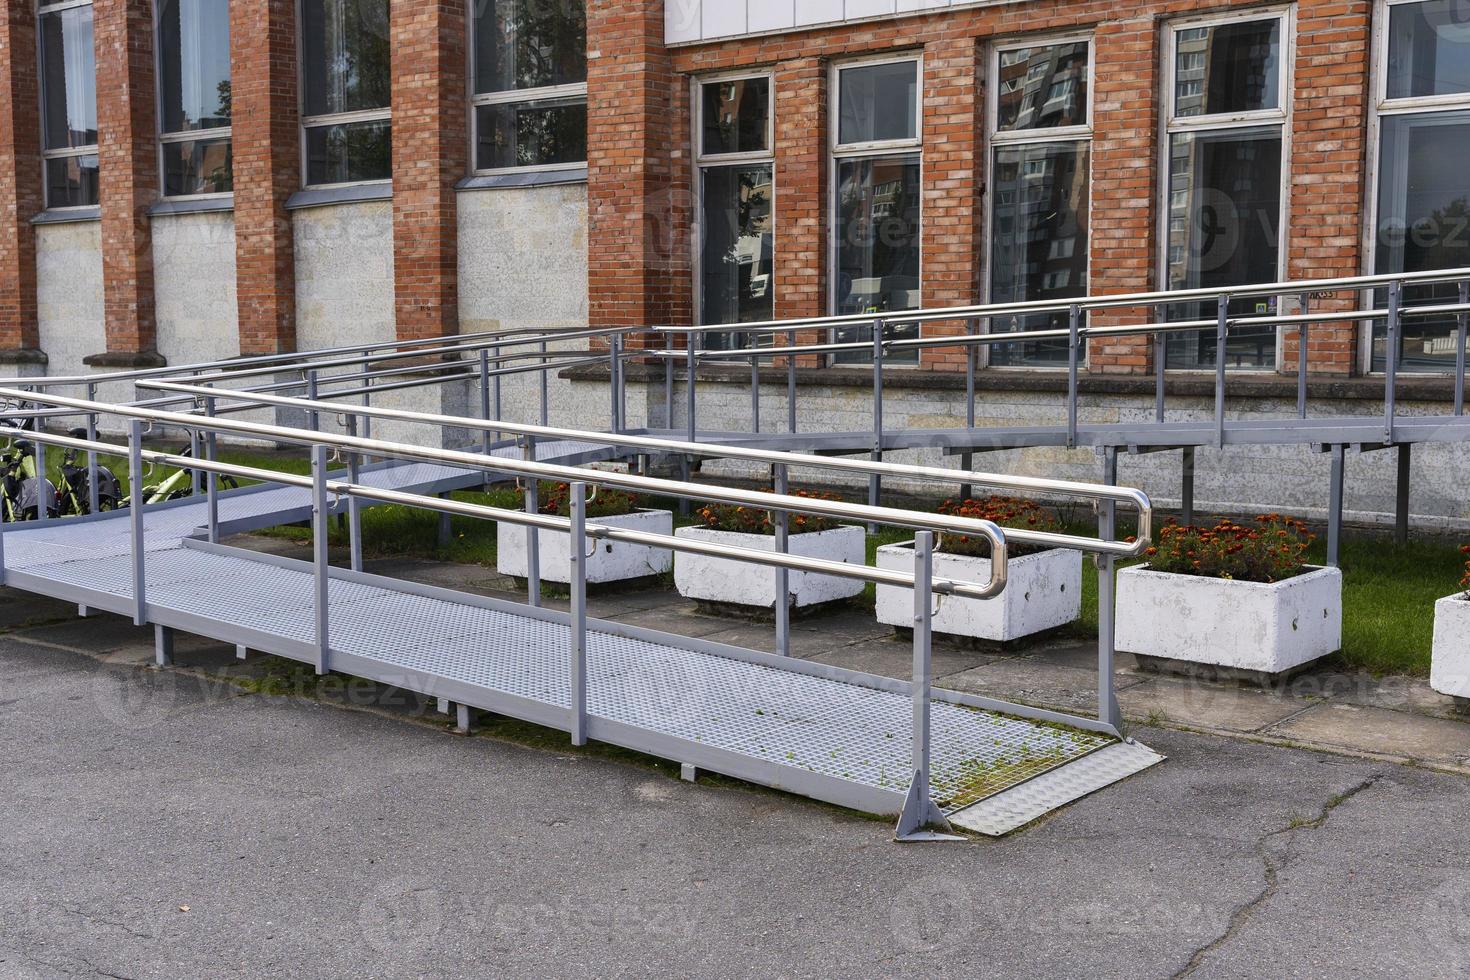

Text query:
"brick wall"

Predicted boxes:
[[231, 0, 299, 356], [0, 0, 40, 357], [91, 0, 160, 364], [390, 0, 466, 343]]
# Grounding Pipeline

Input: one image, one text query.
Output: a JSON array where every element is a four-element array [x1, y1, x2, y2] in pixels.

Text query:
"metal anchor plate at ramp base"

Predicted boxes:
[[947, 740, 1166, 837]]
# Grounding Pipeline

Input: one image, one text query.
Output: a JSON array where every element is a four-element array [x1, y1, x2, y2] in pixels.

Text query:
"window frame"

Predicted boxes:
[[297, 0, 393, 191], [467, 0, 588, 177], [1157, 5, 1295, 374], [982, 32, 1096, 372], [1360, 0, 1470, 375], [827, 53, 924, 363], [37, 0, 99, 212], [153, 0, 233, 201], [692, 70, 776, 336]]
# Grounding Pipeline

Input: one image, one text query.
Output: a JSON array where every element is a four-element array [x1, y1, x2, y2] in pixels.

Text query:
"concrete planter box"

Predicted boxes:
[[1430, 594, 1470, 706], [497, 508, 673, 585], [874, 543, 1081, 643], [673, 524, 865, 610], [1116, 564, 1342, 678]]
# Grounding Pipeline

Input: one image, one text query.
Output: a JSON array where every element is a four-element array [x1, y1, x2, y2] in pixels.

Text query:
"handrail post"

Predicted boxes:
[[85, 382, 99, 515], [539, 340, 549, 427], [1097, 447, 1122, 732], [786, 328, 797, 435], [569, 480, 588, 746], [773, 462, 790, 657], [478, 348, 492, 456], [306, 369, 319, 432], [1067, 304, 1080, 448], [912, 530, 934, 784], [961, 317, 977, 501], [869, 318, 885, 531], [188, 428, 202, 497], [609, 333, 623, 434], [1297, 291, 1310, 419], [663, 334, 675, 430], [311, 445, 330, 675], [491, 343, 503, 439], [34, 435, 47, 524], [1153, 303, 1166, 423], [682, 333, 696, 515], [345, 414, 363, 572], [1384, 279, 1401, 444], [1455, 279, 1467, 417], [750, 343, 760, 435], [523, 437, 541, 607], [204, 395, 219, 544], [1214, 294, 1228, 449], [128, 419, 146, 626]]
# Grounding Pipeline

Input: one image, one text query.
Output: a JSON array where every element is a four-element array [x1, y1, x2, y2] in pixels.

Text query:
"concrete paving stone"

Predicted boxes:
[[1119, 675, 1313, 733], [805, 635, 1003, 680], [938, 658, 1146, 713], [1266, 702, 1470, 765]]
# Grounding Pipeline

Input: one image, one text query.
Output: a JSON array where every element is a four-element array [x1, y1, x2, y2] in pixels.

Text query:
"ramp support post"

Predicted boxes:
[[773, 462, 790, 657], [154, 625, 174, 667], [569, 481, 588, 746], [204, 395, 219, 544], [1180, 447, 1195, 526], [1097, 447, 1123, 734], [524, 437, 541, 608], [1395, 444, 1411, 546], [311, 445, 330, 675], [128, 419, 146, 626], [895, 531, 963, 842], [86, 383, 99, 516], [960, 318, 977, 501], [1327, 444, 1346, 568], [344, 415, 363, 572], [868, 319, 885, 532]]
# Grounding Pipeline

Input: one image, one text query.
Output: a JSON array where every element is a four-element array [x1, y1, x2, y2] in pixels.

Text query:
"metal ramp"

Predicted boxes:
[[0, 456, 1160, 833]]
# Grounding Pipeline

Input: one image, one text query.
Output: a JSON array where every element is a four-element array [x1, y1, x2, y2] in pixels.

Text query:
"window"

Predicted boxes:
[[831, 57, 921, 364], [301, 0, 391, 186], [987, 38, 1092, 368], [1368, 0, 1470, 373], [157, 0, 231, 197], [696, 76, 774, 349], [1162, 12, 1289, 370], [38, 0, 98, 209], [471, 0, 587, 173]]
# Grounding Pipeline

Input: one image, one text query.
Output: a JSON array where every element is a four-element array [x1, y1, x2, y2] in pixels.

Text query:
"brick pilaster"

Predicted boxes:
[[1287, 0, 1371, 377], [1086, 16, 1158, 375], [0, 0, 42, 360], [231, 0, 299, 356], [390, 0, 466, 343], [89, 0, 161, 366], [587, 0, 691, 347]]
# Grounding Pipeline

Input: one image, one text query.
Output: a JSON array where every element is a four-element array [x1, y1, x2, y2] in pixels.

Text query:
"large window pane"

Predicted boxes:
[[1387, 0, 1470, 100], [833, 155, 920, 363], [1173, 20, 1280, 118], [158, 0, 231, 133], [163, 137, 233, 196], [44, 154, 99, 208], [475, 99, 586, 170], [40, 5, 97, 150], [302, 0, 390, 116], [305, 119, 391, 185], [996, 42, 1089, 132], [699, 164, 773, 341], [474, 0, 586, 94], [989, 142, 1090, 367], [1164, 126, 1283, 369], [837, 62, 918, 145], [701, 77, 769, 156], [1372, 110, 1470, 372]]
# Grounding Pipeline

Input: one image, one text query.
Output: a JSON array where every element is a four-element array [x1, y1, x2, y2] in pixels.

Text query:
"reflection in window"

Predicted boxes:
[[301, 0, 391, 185], [158, 0, 232, 196], [700, 164, 774, 342], [1172, 19, 1281, 118], [833, 156, 921, 362], [472, 0, 587, 171], [837, 61, 918, 145], [39, 0, 97, 207], [702, 77, 769, 156], [1386, 0, 1470, 99], [996, 42, 1088, 132]]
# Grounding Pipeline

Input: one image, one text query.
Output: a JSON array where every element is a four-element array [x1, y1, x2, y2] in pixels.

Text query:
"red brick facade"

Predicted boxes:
[[0, 0, 40, 357], [231, 0, 299, 356]]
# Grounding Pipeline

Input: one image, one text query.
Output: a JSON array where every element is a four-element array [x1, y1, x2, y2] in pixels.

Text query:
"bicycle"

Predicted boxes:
[[55, 427, 124, 516]]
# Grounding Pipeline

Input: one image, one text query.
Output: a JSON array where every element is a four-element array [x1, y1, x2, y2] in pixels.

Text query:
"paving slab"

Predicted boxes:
[[938, 657, 1148, 714], [806, 636, 1004, 680], [1119, 675, 1315, 733], [1266, 702, 1470, 766]]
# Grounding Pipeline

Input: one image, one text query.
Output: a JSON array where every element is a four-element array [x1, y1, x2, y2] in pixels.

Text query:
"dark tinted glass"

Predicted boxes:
[[833, 154, 920, 363], [40, 5, 97, 150], [701, 77, 769, 155], [45, 154, 100, 208], [474, 0, 586, 94], [1173, 19, 1280, 117], [163, 137, 233, 196], [305, 119, 391, 185], [837, 61, 918, 145], [159, 0, 231, 134], [996, 42, 1089, 131], [1387, 0, 1470, 100], [475, 99, 586, 169], [989, 141, 1090, 367], [1164, 127, 1283, 368], [302, 0, 390, 116], [700, 163, 774, 335]]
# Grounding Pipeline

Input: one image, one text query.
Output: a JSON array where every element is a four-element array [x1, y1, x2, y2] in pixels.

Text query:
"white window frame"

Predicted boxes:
[[468, 1, 587, 177], [828, 53, 924, 363], [153, 0, 232, 201], [297, 0, 392, 190], [37, 0, 98, 211], [982, 33, 1095, 372], [1360, 0, 1470, 375], [692, 70, 776, 334], [1158, 5, 1295, 374]]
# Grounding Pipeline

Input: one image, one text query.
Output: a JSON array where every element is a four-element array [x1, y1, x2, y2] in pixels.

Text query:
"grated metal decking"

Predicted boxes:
[[1, 449, 1158, 831]]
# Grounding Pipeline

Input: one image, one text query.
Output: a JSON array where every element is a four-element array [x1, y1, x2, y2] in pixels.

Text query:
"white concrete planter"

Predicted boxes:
[[1430, 594, 1470, 701], [1116, 564, 1342, 676], [497, 508, 673, 585], [673, 524, 866, 610], [874, 543, 1081, 643]]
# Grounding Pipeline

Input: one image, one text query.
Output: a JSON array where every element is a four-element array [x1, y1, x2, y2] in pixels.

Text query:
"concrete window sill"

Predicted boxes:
[[456, 167, 587, 191], [31, 207, 100, 225], [285, 183, 393, 210]]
